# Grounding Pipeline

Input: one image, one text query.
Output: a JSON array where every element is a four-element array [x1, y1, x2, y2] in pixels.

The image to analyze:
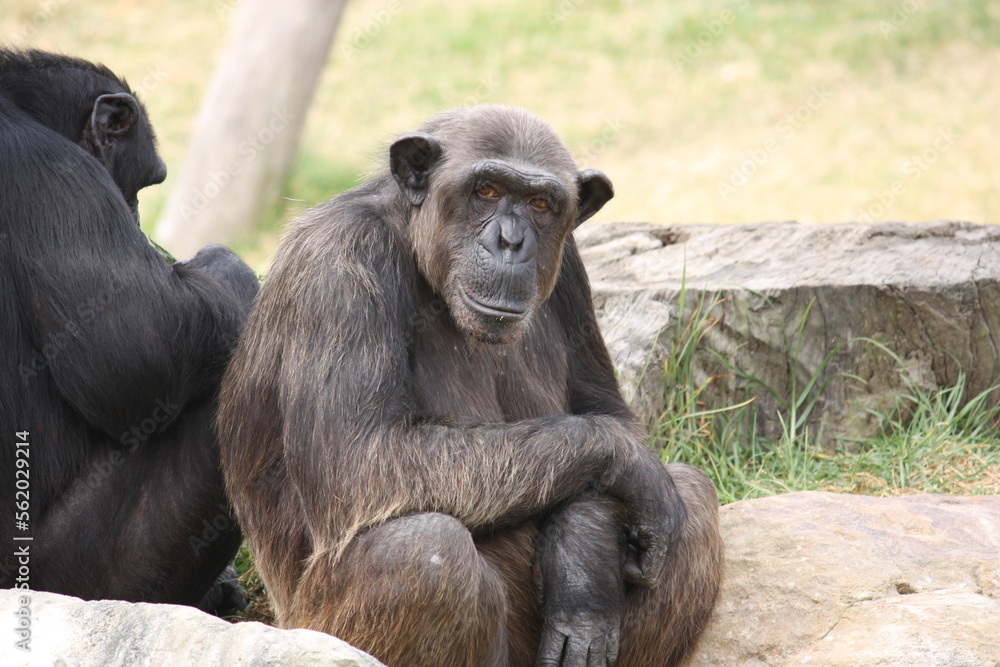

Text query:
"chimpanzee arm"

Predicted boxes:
[[534, 237, 688, 666], [549, 236, 688, 580], [535, 495, 628, 667], [9, 132, 256, 440]]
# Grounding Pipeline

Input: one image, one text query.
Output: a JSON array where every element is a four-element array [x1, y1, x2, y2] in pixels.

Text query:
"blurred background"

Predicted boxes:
[[2, 0, 998, 271]]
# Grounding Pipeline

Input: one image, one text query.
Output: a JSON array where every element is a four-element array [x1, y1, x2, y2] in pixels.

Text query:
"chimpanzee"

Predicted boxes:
[[218, 106, 723, 665], [0, 50, 257, 614]]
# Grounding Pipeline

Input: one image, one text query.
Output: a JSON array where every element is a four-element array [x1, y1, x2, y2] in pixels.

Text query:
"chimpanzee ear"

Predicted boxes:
[[90, 93, 140, 145], [390, 132, 443, 207], [574, 169, 614, 229]]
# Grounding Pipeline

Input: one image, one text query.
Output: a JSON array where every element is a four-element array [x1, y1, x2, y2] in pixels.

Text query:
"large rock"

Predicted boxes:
[[2, 494, 995, 666], [0, 588, 385, 667], [577, 221, 1000, 443], [688, 492, 1000, 666]]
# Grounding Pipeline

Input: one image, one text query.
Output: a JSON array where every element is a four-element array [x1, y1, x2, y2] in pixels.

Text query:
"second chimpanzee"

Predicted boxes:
[[0, 50, 256, 614]]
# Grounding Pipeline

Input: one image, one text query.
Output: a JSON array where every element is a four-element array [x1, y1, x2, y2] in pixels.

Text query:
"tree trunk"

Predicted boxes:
[[156, 0, 348, 259]]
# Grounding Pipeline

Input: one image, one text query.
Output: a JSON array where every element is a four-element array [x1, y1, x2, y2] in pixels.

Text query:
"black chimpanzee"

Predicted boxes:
[[0, 50, 257, 614]]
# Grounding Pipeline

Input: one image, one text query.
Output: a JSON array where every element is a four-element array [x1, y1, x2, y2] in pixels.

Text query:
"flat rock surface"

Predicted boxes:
[[577, 220, 999, 290], [688, 492, 1000, 666], [0, 588, 386, 667]]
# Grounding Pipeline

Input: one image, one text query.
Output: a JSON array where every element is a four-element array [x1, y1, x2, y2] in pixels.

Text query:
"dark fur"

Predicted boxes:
[[0, 51, 257, 610], [218, 106, 722, 665], [0, 49, 166, 219]]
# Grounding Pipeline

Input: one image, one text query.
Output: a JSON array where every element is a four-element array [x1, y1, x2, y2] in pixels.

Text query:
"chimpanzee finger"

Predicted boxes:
[[536, 626, 568, 667]]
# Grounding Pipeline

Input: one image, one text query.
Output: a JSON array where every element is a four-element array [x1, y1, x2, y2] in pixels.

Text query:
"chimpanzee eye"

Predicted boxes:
[[528, 197, 550, 213], [477, 184, 501, 200]]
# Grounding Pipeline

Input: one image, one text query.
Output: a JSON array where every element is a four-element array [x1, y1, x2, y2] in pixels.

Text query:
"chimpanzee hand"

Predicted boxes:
[[536, 607, 620, 667], [534, 497, 626, 667], [607, 451, 687, 590], [176, 244, 259, 308], [194, 565, 248, 618]]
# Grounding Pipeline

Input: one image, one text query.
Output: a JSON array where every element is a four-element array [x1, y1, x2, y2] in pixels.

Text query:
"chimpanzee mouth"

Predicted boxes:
[[456, 283, 527, 323]]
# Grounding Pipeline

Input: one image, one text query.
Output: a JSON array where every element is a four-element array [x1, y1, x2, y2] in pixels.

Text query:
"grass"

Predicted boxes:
[[232, 544, 274, 625], [650, 292, 1000, 505], [661, 380, 1000, 505], [2, 0, 999, 270]]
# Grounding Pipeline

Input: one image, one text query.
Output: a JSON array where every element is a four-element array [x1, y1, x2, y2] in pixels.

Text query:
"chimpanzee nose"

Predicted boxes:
[[499, 216, 525, 252], [479, 215, 537, 264]]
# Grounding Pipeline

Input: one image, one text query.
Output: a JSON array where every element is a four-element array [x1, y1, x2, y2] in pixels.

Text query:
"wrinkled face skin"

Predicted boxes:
[[442, 158, 575, 345], [391, 107, 614, 346]]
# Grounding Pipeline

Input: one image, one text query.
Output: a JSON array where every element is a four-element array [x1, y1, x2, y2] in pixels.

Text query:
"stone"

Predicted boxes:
[[0, 588, 386, 667], [688, 492, 1000, 666], [576, 221, 1000, 444]]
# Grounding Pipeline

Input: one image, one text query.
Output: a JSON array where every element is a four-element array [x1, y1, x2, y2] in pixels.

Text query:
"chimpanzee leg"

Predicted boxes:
[[32, 399, 241, 609], [616, 463, 723, 667], [290, 512, 510, 667], [480, 463, 723, 667]]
